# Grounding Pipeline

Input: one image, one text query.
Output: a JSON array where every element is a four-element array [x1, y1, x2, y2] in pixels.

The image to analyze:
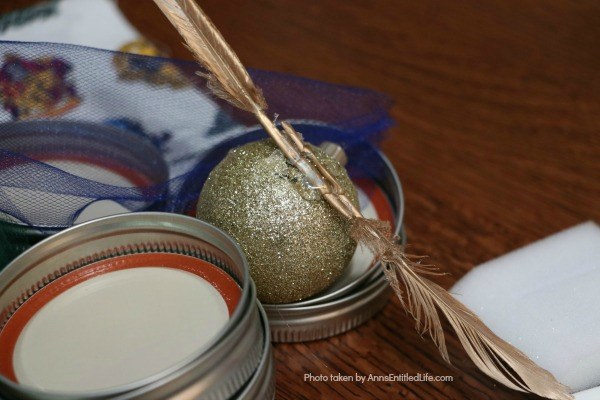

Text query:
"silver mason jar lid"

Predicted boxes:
[[0, 213, 264, 400], [269, 269, 392, 343], [0, 120, 170, 270], [0, 120, 170, 230], [234, 303, 275, 400]]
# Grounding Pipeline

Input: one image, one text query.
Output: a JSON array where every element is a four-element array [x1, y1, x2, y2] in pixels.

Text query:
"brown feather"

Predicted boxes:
[[153, 0, 267, 112]]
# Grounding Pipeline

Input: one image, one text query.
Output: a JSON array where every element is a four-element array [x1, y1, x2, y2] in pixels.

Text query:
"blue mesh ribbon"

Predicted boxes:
[[0, 41, 394, 264]]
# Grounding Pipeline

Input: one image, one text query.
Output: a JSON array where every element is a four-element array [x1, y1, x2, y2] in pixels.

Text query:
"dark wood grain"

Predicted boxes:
[[119, 1, 600, 399]]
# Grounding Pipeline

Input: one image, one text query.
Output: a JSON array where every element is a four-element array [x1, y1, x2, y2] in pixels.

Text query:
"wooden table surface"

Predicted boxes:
[[122, 1, 600, 399]]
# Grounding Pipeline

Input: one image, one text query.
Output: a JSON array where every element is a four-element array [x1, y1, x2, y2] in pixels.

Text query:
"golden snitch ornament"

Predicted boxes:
[[197, 139, 359, 303]]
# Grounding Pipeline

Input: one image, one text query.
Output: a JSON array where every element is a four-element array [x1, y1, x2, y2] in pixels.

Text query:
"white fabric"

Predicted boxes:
[[0, 0, 138, 51], [452, 221, 600, 395]]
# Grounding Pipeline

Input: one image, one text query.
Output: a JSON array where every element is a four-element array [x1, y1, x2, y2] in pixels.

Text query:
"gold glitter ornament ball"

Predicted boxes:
[[197, 139, 359, 304]]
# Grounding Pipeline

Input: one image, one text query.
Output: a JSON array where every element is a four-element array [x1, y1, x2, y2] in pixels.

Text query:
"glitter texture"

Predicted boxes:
[[197, 139, 358, 304]]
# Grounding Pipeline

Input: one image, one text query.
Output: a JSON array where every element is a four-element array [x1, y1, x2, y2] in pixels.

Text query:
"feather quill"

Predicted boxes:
[[153, 1, 573, 398], [154, 0, 266, 112]]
